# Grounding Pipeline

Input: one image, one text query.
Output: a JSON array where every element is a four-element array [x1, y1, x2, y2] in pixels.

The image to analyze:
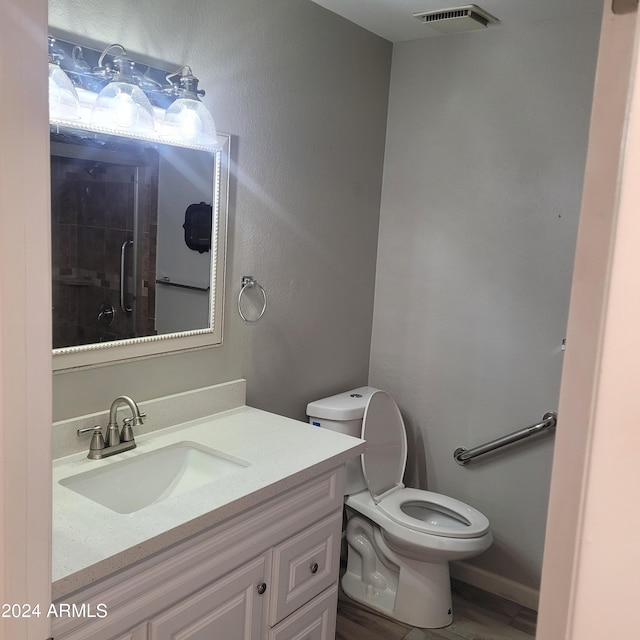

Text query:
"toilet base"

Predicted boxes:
[[343, 515, 453, 628]]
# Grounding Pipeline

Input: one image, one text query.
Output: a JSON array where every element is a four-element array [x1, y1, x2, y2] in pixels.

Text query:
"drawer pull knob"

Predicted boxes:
[[310, 562, 319, 574], [257, 582, 267, 595]]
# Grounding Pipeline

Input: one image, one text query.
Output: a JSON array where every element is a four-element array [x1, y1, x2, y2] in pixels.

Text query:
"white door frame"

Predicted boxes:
[[538, 2, 640, 638], [0, 1, 52, 639]]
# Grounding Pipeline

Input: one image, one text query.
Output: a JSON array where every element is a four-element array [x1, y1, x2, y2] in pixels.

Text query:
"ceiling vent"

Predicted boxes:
[[413, 5, 500, 34]]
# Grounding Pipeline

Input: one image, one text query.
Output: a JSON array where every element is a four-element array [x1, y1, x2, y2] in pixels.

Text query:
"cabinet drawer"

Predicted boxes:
[[267, 585, 338, 640], [269, 511, 342, 625]]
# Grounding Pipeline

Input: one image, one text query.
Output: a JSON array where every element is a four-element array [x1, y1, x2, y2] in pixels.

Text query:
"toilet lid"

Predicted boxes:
[[361, 390, 407, 501]]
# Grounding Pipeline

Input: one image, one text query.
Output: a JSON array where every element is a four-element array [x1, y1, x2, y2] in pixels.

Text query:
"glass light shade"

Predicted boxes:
[[161, 97, 217, 145], [91, 82, 155, 133], [49, 63, 80, 121]]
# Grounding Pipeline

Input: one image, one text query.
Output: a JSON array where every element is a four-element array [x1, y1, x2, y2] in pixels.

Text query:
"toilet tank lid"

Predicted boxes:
[[306, 386, 380, 421]]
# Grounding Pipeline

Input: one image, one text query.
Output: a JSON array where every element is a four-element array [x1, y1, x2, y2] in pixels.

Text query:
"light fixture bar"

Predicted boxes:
[[47, 36, 220, 152]]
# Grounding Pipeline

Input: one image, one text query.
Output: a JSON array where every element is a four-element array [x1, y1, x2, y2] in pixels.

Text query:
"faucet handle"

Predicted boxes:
[[123, 412, 146, 424], [121, 417, 134, 442], [77, 425, 102, 434], [121, 413, 145, 442], [77, 426, 105, 452]]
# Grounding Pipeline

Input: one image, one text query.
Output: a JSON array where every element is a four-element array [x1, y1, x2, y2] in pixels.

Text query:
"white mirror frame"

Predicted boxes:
[[53, 132, 230, 371]]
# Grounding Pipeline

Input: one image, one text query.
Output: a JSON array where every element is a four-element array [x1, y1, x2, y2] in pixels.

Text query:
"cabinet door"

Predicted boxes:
[[148, 554, 268, 640], [112, 624, 148, 640]]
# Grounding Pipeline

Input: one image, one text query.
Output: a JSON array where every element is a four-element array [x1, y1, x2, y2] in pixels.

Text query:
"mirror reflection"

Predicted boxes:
[[51, 130, 217, 349], [49, 35, 228, 368]]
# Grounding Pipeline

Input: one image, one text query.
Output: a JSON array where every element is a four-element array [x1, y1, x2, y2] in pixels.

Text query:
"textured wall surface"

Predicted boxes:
[[369, 13, 601, 592], [49, 0, 391, 421]]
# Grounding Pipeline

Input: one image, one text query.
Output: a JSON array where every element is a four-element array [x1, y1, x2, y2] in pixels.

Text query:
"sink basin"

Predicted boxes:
[[59, 441, 249, 514]]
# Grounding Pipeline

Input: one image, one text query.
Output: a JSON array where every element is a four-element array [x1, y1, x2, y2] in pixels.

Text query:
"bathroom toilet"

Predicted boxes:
[[306, 387, 492, 628]]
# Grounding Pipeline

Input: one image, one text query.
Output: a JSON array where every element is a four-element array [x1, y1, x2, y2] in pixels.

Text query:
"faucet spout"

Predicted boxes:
[[106, 395, 145, 446], [109, 395, 144, 426]]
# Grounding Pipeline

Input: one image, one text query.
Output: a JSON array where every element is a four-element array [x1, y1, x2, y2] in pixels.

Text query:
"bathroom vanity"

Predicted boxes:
[[51, 381, 364, 640]]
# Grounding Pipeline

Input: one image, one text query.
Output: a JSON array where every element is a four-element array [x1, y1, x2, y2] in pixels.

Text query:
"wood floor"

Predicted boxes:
[[336, 580, 537, 640]]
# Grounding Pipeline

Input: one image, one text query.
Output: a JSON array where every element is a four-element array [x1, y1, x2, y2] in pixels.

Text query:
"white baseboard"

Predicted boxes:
[[450, 561, 540, 611]]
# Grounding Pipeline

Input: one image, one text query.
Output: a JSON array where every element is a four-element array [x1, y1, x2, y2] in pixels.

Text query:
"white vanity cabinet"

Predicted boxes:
[[52, 467, 345, 640], [146, 512, 342, 640]]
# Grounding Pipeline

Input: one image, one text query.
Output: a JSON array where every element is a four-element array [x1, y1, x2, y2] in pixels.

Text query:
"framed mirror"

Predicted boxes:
[[52, 128, 229, 370]]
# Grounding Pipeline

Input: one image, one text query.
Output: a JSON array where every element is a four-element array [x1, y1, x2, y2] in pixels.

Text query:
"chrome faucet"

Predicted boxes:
[[77, 395, 146, 460]]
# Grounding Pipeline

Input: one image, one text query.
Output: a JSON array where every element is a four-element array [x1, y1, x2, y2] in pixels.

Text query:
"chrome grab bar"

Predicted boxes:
[[453, 411, 557, 466], [120, 239, 133, 314], [156, 277, 209, 292]]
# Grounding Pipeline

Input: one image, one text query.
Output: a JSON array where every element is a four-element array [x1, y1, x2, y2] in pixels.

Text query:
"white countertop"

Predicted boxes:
[[52, 406, 364, 600]]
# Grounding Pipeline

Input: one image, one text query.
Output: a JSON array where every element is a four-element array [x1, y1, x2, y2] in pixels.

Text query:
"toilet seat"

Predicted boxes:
[[346, 489, 492, 561], [360, 391, 489, 540], [377, 488, 490, 538]]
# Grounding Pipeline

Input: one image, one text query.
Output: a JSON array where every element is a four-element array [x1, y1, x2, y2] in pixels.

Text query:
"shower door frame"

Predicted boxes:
[[50, 139, 151, 344]]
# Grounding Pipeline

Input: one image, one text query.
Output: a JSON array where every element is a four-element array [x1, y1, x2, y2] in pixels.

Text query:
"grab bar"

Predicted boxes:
[[453, 411, 557, 466], [120, 239, 133, 314], [156, 277, 209, 292]]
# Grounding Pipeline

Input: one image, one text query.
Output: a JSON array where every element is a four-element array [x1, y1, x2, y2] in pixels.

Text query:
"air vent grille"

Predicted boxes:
[[420, 9, 483, 25], [413, 5, 499, 34]]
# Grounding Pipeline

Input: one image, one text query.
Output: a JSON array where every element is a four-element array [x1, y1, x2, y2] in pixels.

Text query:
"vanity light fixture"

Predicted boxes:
[[48, 37, 80, 121], [48, 37, 220, 151], [161, 66, 217, 146], [90, 44, 156, 134]]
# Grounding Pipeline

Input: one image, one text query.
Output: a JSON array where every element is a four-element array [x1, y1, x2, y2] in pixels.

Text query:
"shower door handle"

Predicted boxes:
[[120, 239, 133, 314]]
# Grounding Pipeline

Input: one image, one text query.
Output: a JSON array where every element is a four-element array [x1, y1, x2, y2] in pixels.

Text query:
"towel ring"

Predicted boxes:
[[237, 276, 267, 323]]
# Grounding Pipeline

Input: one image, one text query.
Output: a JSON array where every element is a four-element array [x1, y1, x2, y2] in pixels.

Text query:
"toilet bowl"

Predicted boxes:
[[306, 387, 492, 628]]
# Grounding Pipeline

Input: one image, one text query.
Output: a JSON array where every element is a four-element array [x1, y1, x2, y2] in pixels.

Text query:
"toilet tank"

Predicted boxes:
[[306, 386, 380, 494]]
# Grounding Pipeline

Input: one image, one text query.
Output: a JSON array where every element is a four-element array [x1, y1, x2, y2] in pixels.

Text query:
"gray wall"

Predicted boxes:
[[49, 0, 391, 421], [369, 13, 601, 591]]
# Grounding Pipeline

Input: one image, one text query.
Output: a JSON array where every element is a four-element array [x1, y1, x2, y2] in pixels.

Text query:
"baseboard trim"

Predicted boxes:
[[450, 561, 540, 611]]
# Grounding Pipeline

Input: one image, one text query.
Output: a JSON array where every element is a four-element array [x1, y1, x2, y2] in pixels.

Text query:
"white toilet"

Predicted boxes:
[[306, 387, 492, 629]]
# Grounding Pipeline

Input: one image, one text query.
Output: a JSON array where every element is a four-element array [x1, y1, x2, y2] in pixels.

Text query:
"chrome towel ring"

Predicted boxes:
[[237, 276, 267, 323]]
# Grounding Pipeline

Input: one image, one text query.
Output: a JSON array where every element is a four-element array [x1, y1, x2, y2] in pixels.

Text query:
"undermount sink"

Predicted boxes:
[[59, 441, 250, 514]]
